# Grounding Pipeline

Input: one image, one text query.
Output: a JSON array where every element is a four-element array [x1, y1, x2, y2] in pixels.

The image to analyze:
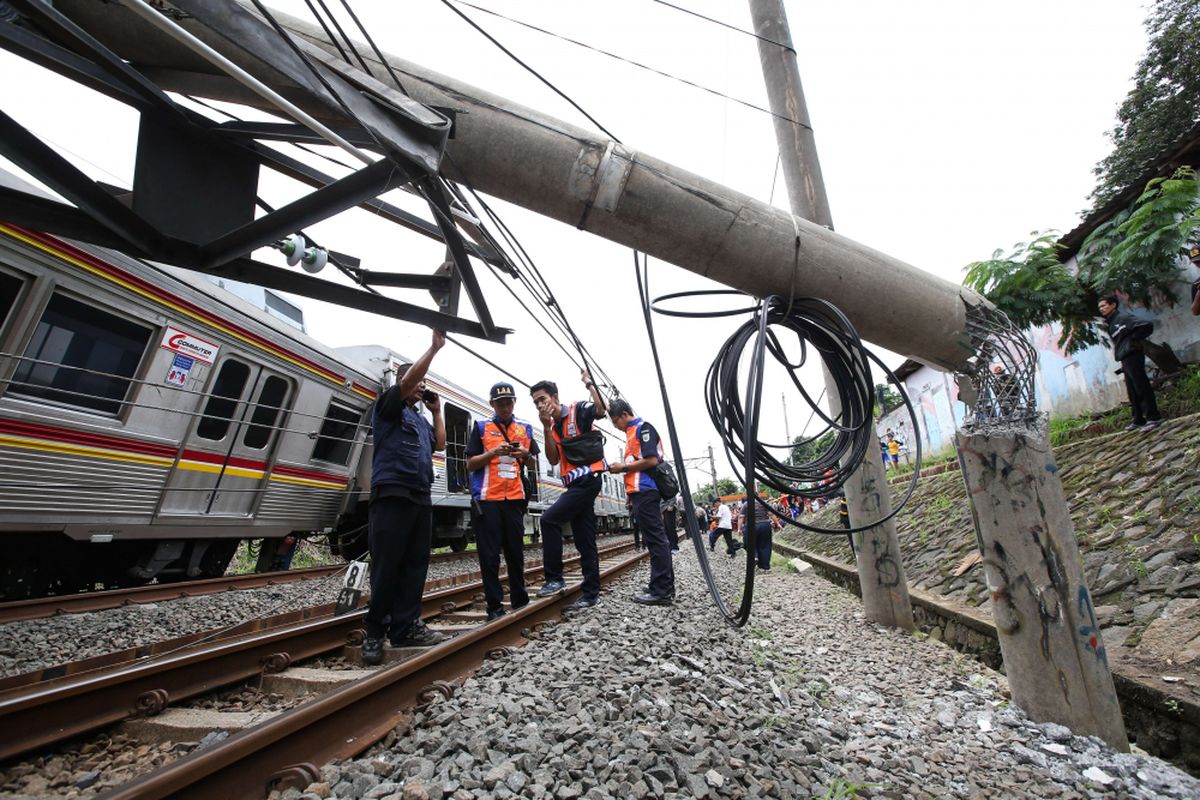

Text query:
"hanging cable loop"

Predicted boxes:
[[634, 252, 923, 626]]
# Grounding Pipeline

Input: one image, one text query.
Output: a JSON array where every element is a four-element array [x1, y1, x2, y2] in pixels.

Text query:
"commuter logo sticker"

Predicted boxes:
[[160, 326, 219, 364]]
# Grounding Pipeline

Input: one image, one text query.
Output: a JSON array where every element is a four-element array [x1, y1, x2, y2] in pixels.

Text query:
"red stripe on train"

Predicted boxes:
[[10, 227, 349, 385], [0, 418, 178, 459], [272, 463, 350, 484], [179, 449, 269, 471]]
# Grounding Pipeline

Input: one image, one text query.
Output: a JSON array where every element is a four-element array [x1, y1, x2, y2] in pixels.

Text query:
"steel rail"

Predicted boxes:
[[0, 542, 634, 761], [0, 565, 345, 624], [97, 547, 647, 800]]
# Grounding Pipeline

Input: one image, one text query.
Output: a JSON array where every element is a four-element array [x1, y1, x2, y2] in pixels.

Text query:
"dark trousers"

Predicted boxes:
[[475, 499, 530, 614], [631, 517, 641, 549], [365, 496, 432, 640], [753, 521, 773, 569], [1121, 353, 1161, 424], [631, 490, 674, 597], [663, 509, 678, 548], [709, 526, 738, 553], [540, 475, 602, 598]]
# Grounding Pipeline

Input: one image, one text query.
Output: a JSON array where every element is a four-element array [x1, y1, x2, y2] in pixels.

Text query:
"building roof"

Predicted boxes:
[[1058, 120, 1200, 261]]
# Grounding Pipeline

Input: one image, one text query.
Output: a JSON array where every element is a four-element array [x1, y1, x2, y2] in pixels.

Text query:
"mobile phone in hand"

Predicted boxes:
[[422, 389, 437, 404]]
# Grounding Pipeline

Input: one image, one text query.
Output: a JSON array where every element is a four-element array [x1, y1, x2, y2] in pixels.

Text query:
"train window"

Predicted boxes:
[[11, 292, 152, 415], [311, 400, 362, 465], [442, 403, 471, 493], [196, 359, 250, 440], [242, 375, 290, 449], [0, 271, 21, 331]]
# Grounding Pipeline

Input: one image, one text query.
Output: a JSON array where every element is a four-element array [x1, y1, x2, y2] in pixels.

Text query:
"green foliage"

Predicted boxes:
[[691, 477, 740, 506], [963, 232, 1100, 353], [1081, 167, 1200, 305], [790, 429, 836, 467], [874, 383, 904, 416], [1091, 0, 1200, 207]]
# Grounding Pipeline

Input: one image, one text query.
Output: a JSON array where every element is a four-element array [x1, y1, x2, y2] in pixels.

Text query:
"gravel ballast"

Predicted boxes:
[[298, 546, 1200, 800]]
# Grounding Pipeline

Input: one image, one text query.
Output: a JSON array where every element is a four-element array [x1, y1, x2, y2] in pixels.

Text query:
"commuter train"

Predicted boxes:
[[0, 222, 630, 599]]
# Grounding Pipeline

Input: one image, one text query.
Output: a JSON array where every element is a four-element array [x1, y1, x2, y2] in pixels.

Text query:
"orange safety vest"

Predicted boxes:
[[621, 417, 662, 494], [470, 418, 535, 501], [552, 402, 606, 476]]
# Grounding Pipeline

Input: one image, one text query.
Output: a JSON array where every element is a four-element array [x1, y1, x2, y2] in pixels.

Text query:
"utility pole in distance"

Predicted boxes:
[[748, 0, 913, 632]]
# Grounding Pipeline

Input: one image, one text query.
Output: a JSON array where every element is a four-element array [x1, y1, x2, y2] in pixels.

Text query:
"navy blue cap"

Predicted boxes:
[[490, 382, 517, 401]]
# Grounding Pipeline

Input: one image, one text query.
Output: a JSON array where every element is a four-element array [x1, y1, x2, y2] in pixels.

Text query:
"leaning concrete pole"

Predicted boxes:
[[56, 0, 984, 373], [748, 0, 913, 630]]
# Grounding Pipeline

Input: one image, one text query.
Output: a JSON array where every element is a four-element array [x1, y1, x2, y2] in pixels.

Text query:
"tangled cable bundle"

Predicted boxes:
[[635, 253, 922, 626]]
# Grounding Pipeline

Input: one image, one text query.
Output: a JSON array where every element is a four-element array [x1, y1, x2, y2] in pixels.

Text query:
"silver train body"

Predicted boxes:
[[0, 224, 628, 599]]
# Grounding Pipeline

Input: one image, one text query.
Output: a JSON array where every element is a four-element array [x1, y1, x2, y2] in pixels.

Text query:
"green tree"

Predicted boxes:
[[691, 478, 739, 506], [874, 384, 904, 416], [1091, 0, 1200, 208], [963, 232, 1099, 353], [1081, 166, 1200, 305], [790, 429, 836, 467]]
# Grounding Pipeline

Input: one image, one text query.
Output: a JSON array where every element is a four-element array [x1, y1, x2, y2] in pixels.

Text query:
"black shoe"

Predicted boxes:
[[566, 595, 601, 612], [361, 636, 384, 665], [486, 607, 507, 622], [536, 580, 565, 598], [633, 592, 673, 606], [392, 620, 445, 647]]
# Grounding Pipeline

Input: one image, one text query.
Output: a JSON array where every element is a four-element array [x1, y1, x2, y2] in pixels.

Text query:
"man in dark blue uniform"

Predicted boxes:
[[362, 329, 447, 665], [530, 369, 608, 611], [1098, 295, 1163, 431], [608, 399, 675, 605]]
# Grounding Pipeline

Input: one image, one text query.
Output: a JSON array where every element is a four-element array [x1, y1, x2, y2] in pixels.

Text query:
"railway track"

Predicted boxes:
[[0, 540, 645, 797], [2, 534, 633, 625]]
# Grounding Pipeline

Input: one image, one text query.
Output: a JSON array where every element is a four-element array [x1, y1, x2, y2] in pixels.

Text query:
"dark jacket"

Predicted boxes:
[[371, 387, 435, 492], [1104, 308, 1153, 362]]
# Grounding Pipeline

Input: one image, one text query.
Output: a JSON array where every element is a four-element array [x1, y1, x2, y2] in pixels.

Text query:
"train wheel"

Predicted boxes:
[[197, 539, 240, 578], [0, 533, 84, 600], [449, 537, 469, 553]]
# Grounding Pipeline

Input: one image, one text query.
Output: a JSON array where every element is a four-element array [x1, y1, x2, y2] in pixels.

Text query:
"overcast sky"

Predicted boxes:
[[0, 0, 1150, 489]]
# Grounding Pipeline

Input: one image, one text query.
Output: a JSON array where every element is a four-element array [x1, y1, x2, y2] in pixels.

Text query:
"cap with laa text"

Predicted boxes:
[[490, 382, 517, 401]]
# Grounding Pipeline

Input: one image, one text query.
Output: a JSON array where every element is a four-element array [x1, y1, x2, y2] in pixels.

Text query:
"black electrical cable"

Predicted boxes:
[[448, 0, 812, 131], [335, 0, 411, 95], [634, 251, 923, 627], [647, 0, 794, 52], [302, 0, 350, 63], [650, 290, 922, 536], [437, 0, 623, 143]]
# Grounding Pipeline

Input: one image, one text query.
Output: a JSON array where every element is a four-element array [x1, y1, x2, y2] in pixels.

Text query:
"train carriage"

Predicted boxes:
[[0, 222, 628, 600]]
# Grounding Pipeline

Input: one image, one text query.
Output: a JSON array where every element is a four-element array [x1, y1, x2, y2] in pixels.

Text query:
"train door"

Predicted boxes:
[[159, 356, 292, 517]]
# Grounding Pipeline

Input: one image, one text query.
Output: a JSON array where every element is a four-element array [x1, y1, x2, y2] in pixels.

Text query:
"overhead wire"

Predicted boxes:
[[445, 0, 812, 131], [647, 0, 795, 52], [437, 0, 622, 142]]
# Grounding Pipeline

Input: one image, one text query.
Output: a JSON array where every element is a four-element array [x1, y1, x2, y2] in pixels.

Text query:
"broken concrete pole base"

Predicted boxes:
[[956, 423, 1129, 750]]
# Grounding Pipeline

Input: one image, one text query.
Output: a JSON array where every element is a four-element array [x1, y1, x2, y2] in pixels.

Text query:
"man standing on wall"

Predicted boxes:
[[608, 399, 675, 605], [362, 329, 447, 665], [530, 370, 608, 611], [1099, 295, 1163, 431], [465, 382, 538, 621]]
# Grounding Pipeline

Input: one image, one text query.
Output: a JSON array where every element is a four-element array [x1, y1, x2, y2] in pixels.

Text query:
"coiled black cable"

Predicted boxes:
[[635, 253, 922, 626]]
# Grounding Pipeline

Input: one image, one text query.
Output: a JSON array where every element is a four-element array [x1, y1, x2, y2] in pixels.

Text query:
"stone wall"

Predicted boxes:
[[775, 415, 1200, 772]]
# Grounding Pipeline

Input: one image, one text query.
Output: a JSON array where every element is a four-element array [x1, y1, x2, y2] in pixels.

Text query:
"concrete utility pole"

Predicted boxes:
[[957, 426, 1128, 747], [749, 0, 913, 630], [55, 0, 990, 373], [707, 444, 718, 497]]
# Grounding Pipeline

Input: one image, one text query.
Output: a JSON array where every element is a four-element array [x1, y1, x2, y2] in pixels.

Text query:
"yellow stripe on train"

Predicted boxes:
[[0, 434, 175, 468]]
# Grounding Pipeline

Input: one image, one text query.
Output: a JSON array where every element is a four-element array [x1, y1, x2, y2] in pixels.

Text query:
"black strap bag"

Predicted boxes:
[[558, 429, 606, 466], [649, 459, 679, 500]]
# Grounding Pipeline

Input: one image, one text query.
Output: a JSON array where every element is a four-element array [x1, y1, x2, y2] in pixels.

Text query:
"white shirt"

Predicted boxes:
[[716, 505, 732, 529]]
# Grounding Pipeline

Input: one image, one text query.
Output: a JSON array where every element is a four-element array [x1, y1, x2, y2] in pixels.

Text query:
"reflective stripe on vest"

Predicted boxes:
[[470, 418, 534, 501]]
